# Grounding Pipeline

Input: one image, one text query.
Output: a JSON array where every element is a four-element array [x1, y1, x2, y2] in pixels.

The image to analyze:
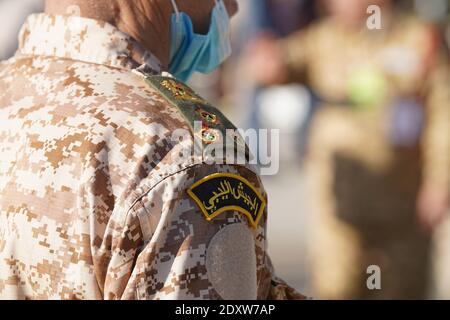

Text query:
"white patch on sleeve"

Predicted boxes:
[[206, 223, 257, 300]]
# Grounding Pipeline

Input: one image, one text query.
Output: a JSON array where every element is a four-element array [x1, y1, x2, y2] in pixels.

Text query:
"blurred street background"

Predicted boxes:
[[1, 0, 450, 299]]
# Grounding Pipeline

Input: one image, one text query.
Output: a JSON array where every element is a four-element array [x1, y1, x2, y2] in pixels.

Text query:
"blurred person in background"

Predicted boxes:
[[0, 0, 44, 60], [232, 0, 317, 154], [414, 0, 450, 300], [245, 0, 450, 299], [422, 59, 450, 299]]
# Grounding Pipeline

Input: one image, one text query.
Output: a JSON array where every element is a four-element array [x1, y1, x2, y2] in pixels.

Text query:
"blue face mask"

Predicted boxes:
[[169, 0, 232, 82]]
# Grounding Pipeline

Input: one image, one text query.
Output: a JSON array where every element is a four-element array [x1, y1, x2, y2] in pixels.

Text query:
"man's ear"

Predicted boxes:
[[176, 0, 216, 34], [223, 0, 239, 17]]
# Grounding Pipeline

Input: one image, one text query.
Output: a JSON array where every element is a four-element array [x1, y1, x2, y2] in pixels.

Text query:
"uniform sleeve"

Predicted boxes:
[[112, 163, 305, 300]]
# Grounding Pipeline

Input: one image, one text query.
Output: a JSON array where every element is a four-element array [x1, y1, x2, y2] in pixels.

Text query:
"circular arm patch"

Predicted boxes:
[[206, 223, 257, 300]]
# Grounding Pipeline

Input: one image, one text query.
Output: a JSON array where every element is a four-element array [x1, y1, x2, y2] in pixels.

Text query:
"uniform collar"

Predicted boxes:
[[17, 13, 163, 74]]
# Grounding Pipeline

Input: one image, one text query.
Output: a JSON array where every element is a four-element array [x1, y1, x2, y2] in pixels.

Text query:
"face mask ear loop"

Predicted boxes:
[[216, 0, 228, 18], [170, 0, 181, 22], [215, 0, 222, 11]]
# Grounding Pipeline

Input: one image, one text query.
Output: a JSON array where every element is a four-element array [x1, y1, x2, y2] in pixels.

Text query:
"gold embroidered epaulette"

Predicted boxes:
[[145, 75, 248, 153]]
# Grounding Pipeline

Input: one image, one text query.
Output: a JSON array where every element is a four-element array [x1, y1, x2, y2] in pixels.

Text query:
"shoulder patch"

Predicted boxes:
[[187, 173, 266, 229]]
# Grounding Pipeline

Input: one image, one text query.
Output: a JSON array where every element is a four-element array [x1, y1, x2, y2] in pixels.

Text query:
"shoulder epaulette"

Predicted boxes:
[[145, 75, 249, 158]]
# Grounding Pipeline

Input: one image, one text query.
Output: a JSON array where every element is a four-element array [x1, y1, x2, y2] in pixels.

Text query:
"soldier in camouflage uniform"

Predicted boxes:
[[246, 0, 450, 299], [0, 0, 304, 300]]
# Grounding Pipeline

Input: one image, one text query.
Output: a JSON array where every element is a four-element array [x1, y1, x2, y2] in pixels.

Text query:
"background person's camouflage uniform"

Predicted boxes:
[[279, 14, 449, 299], [0, 13, 303, 300], [424, 56, 450, 299]]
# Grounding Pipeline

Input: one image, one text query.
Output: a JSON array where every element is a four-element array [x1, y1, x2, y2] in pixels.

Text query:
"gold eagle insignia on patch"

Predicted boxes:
[[187, 173, 266, 229]]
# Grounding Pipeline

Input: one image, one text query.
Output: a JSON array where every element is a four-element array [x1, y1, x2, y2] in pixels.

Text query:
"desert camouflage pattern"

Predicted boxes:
[[0, 13, 304, 300]]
